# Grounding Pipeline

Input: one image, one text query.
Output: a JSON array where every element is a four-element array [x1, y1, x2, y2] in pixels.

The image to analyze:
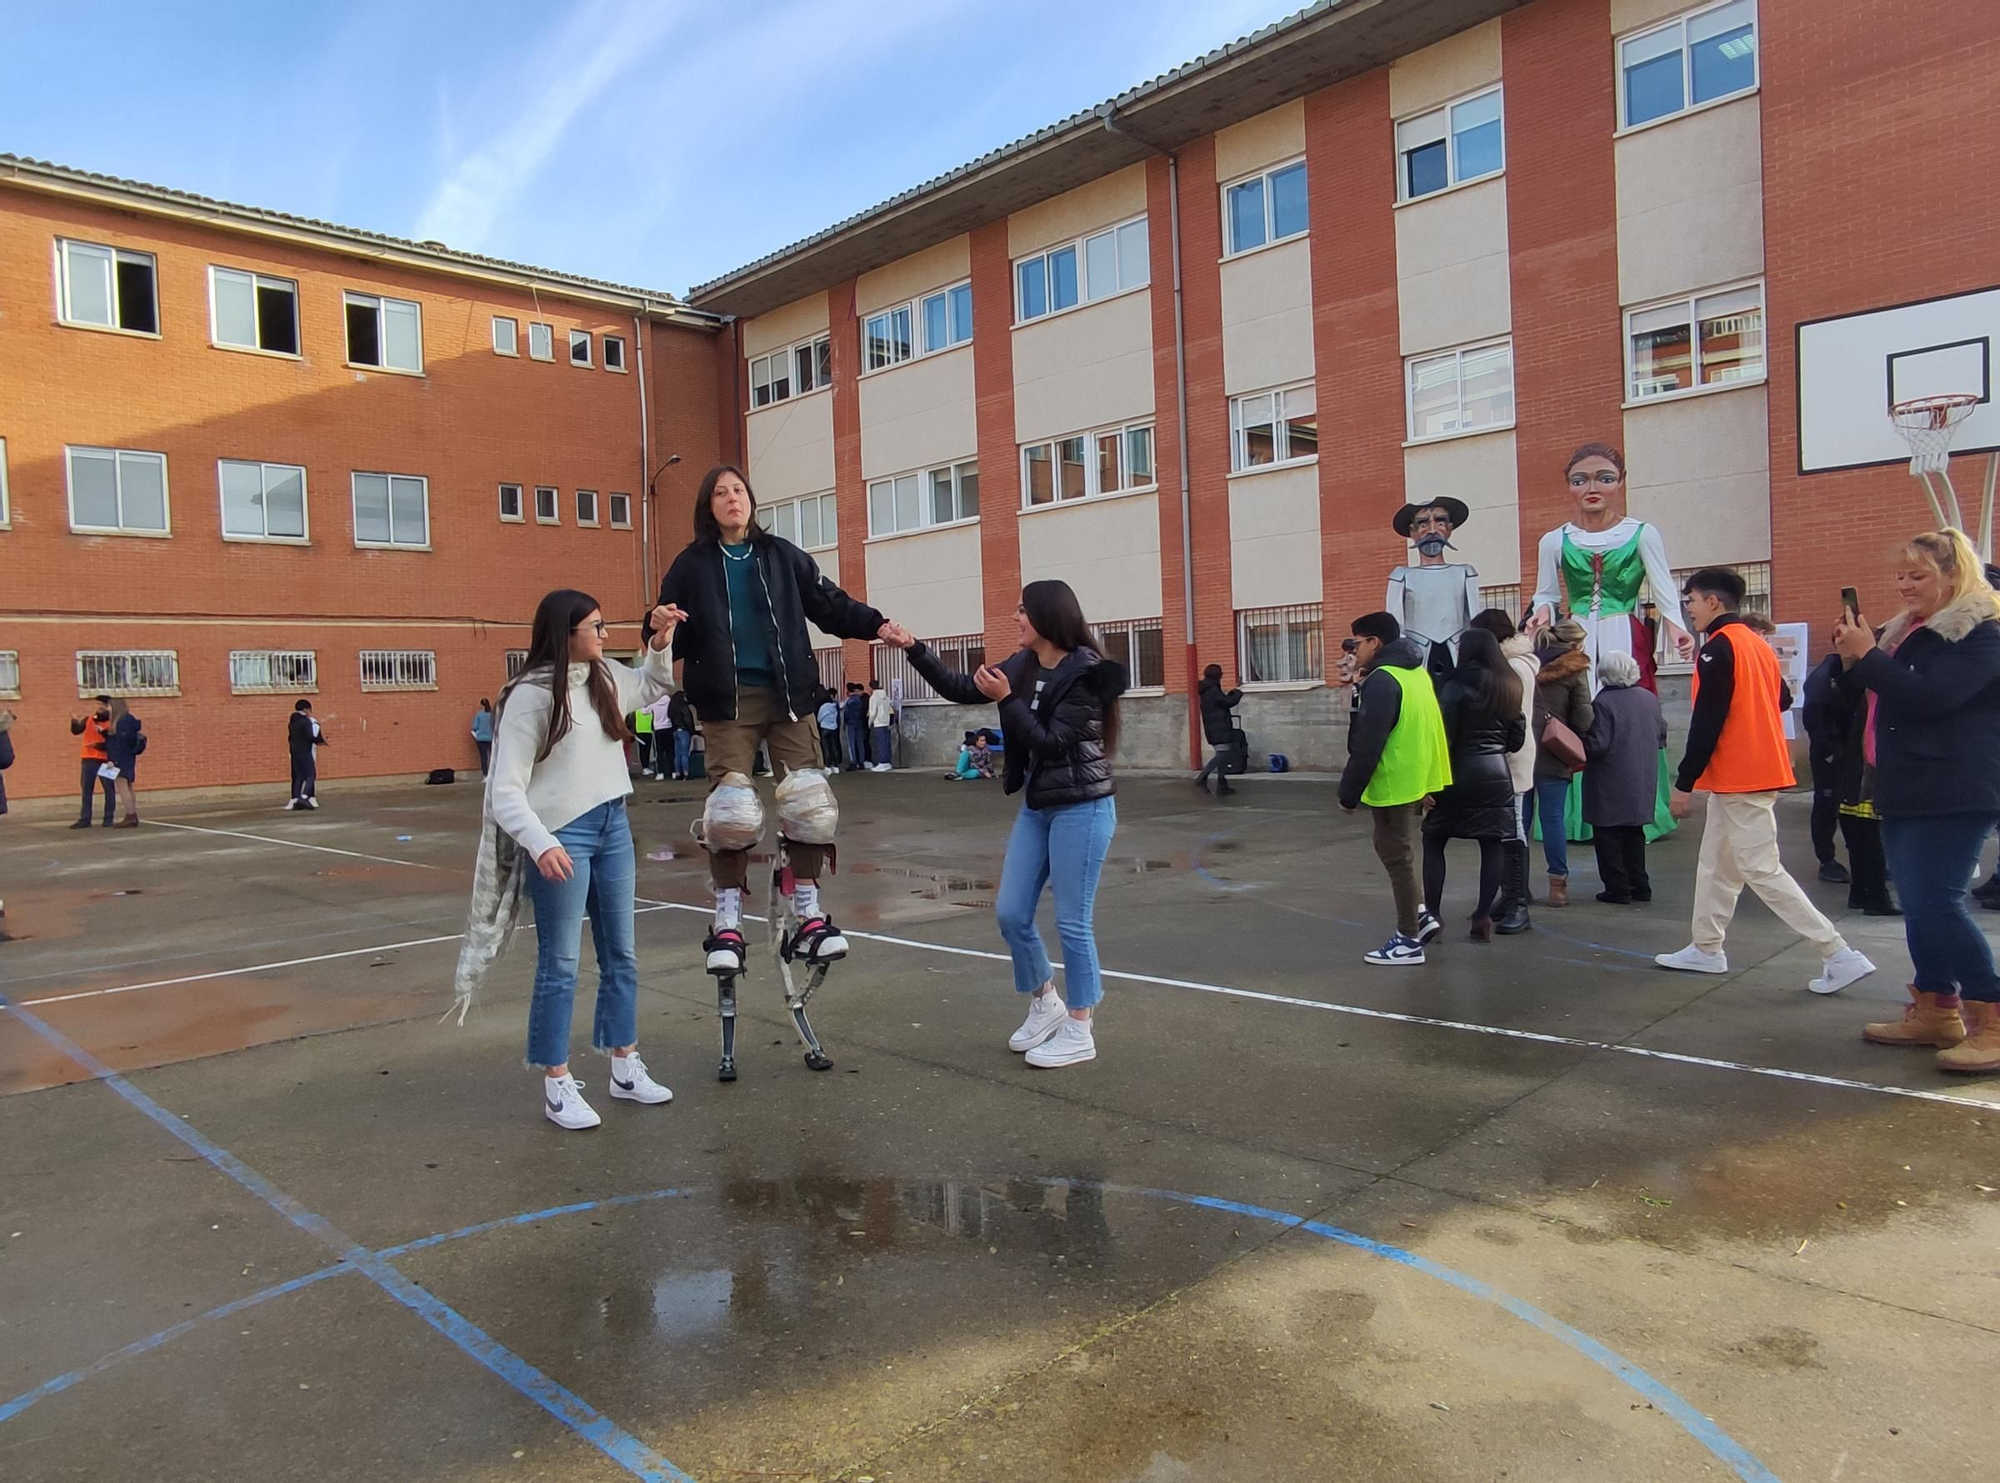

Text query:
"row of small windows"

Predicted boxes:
[[497, 483, 632, 529], [0, 648, 439, 701], [491, 316, 626, 371]]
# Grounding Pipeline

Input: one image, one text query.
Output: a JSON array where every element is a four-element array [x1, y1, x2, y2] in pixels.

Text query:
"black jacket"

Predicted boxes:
[[908, 643, 1125, 809], [1198, 676, 1242, 745], [1837, 595, 2000, 817], [1801, 654, 1844, 764], [666, 695, 694, 732], [1425, 675, 1526, 839], [656, 536, 883, 722], [105, 712, 143, 771], [288, 712, 328, 756], [1339, 637, 1428, 810], [0, 723, 13, 815]]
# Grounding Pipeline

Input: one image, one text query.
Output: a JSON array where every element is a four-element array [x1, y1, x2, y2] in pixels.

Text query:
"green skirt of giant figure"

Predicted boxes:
[[1538, 754, 1678, 846]]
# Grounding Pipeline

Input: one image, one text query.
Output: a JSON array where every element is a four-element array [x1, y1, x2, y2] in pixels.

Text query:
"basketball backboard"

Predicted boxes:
[[1796, 284, 2000, 474]]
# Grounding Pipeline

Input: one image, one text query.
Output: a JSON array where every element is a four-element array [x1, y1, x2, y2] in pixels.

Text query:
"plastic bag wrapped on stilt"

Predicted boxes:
[[696, 772, 764, 852], [774, 767, 839, 845]]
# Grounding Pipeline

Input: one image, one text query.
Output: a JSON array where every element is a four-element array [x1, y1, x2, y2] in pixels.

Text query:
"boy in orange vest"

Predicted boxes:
[[1656, 569, 1876, 995]]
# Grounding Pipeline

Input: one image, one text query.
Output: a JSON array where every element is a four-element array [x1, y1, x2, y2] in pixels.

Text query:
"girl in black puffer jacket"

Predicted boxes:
[[886, 580, 1126, 1071], [1424, 629, 1527, 940]]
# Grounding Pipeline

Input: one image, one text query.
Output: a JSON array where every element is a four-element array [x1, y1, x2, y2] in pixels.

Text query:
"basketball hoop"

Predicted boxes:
[[1891, 392, 1978, 476]]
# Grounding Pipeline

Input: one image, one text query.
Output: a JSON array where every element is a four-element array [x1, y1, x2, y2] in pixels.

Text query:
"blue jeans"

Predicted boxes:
[[1530, 777, 1570, 876], [522, 800, 640, 1066], [673, 728, 693, 776], [994, 796, 1116, 1010], [845, 719, 868, 767], [871, 726, 892, 766], [1882, 811, 2000, 1002]]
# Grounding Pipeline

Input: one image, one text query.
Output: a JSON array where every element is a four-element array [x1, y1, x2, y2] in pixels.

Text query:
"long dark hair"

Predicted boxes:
[[1020, 578, 1121, 757], [516, 588, 633, 762], [1452, 628, 1522, 725], [692, 464, 764, 545]]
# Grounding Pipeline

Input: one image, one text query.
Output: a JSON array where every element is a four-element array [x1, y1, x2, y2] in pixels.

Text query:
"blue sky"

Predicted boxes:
[[2, 0, 1294, 296]]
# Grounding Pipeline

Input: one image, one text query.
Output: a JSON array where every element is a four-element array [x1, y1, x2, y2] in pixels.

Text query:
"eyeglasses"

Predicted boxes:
[[1567, 471, 1622, 488], [573, 620, 607, 636]]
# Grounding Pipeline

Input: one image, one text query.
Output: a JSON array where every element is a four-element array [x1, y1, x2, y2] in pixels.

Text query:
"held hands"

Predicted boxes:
[[1523, 605, 1553, 638], [647, 605, 689, 650], [536, 845, 576, 882], [1832, 610, 1877, 665], [878, 620, 915, 650], [974, 663, 1012, 701], [1669, 787, 1695, 821]]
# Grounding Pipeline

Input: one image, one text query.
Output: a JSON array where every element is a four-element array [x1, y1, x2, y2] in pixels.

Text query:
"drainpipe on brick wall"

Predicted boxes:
[[634, 311, 652, 608], [1104, 107, 1200, 769]]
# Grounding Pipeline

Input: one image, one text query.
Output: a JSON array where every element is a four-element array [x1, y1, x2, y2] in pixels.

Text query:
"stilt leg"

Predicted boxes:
[[717, 975, 738, 1082]]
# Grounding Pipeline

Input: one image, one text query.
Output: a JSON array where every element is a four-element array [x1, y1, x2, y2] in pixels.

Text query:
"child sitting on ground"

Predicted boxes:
[[951, 730, 997, 781]]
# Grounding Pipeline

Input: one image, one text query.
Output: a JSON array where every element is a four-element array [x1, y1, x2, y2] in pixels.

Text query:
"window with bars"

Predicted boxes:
[[0, 651, 19, 698], [359, 650, 437, 691], [505, 649, 529, 678], [875, 634, 985, 703], [1479, 584, 1524, 622], [1668, 562, 1772, 619], [1094, 618, 1165, 690], [76, 650, 179, 697], [815, 648, 844, 694], [230, 650, 317, 693], [1237, 604, 1324, 685]]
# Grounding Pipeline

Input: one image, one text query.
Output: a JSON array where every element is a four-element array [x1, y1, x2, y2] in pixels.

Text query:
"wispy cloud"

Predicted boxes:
[[415, 0, 687, 250]]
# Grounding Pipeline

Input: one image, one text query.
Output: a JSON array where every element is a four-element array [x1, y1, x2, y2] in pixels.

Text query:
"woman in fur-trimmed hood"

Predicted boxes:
[[1833, 529, 2000, 1073]]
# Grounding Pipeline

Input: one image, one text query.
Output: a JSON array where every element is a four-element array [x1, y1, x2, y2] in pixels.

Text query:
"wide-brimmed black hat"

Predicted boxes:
[[1394, 498, 1470, 537]]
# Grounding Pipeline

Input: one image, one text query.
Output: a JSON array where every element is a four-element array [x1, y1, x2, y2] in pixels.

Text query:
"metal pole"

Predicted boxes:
[[1979, 451, 1998, 564]]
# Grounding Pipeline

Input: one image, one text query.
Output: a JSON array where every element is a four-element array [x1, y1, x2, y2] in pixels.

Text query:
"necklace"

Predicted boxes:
[[721, 543, 753, 562]]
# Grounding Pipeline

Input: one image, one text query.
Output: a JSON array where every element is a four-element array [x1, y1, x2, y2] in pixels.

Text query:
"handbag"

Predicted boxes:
[[1540, 715, 1586, 773]]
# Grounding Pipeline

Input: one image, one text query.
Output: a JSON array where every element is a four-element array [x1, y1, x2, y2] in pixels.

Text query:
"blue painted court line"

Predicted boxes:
[[0, 994, 695, 1483]]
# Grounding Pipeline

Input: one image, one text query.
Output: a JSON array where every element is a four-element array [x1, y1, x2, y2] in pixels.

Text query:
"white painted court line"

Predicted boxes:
[[147, 819, 445, 870]]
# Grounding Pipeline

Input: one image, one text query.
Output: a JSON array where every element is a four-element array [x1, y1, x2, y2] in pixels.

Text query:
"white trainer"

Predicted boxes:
[[1655, 944, 1729, 974], [1809, 947, 1877, 996], [608, 1052, 673, 1104], [543, 1073, 601, 1130], [1008, 991, 1068, 1052], [1025, 1014, 1096, 1068], [305, 797, 319, 810]]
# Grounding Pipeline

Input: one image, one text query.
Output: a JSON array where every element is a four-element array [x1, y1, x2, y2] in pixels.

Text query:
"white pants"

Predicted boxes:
[[1692, 792, 1846, 957]]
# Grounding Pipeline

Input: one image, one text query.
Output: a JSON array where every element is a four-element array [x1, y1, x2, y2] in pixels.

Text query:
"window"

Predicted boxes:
[[1237, 604, 1323, 685], [750, 346, 793, 406], [344, 292, 422, 372], [67, 447, 169, 534], [576, 489, 599, 526], [765, 491, 837, 549], [351, 472, 429, 548], [608, 492, 632, 529], [1397, 86, 1505, 201], [1626, 283, 1765, 400], [0, 651, 17, 699], [921, 281, 974, 353], [528, 322, 554, 361], [505, 649, 529, 679], [1480, 583, 1524, 622], [359, 650, 437, 691], [1095, 618, 1165, 690], [1021, 422, 1154, 507], [1668, 562, 1771, 623], [77, 650, 179, 697], [1620, 0, 1758, 130], [1406, 340, 1516, 440], [863, 304, 915, 372], [877, 633, 985, 704], [1016, 217, 1148, 323], [868, 462, 973, 537], [499, 482, 524, 522], [569, 329, 592, 367], [230, 650, 317, 693], [210, 267, 299, 354], [796, 334, 832, 394], [1224, 160, 1309, 255], [603, 334, 626, 372], [493, 317, 518, 355], [219, 459, 308, 541], [534, 485, 559, 524], [58, 239, 158, 333], [1230, 385, 1319, 470]]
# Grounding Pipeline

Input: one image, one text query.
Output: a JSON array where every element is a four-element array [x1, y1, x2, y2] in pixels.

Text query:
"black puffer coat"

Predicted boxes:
[[1198, 675, 1242, 745], [1424, 677, 1526, 840], [655, 535, 884, 722], [908, 643, 1126, 809]]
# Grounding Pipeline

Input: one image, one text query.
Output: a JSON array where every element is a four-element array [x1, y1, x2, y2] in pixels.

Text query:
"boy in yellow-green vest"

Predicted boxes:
[[1339, 611, 1452, 965]]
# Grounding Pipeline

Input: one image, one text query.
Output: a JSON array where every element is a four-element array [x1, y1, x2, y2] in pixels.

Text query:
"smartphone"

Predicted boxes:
[[1840, 586, 1860, 621]]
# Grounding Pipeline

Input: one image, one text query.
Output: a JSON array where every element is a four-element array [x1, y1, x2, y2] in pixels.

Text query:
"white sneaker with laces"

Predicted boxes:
[[305, 797, 319, 810], [1365, 933, 1426, 966], [1025, 1014, 1096, 1068], [1655, 944, 1729, 974], [1809, 947, 1876, 996], [609, 1052, 673, 1104], [543, 1073, 601, 1130], [1008, 991, 1068, 1052], [284, 799, 299, 811]]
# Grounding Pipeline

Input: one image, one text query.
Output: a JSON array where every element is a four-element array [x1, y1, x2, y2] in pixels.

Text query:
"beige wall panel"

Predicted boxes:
[[1402, 430, 1522, 586], [743, 291, 830, 359], [1616, 96, 1764, 306], [807, 548, 842, 649], [1227, 464, 1323, 609], [746, 390, 836, 501], [1396, 176, 1512, 355], [865, 524, 985, 639], [1221, 237, 1316, 394], [859, 347, 978, 480], [1013, 291, 1155, 443], [857, 235, 972, 317], [1624, 386, 1772, 566], [1611, 0, 1704, 36], [1388, 18, 1502, 117], [1018, 494, 1163, 621], [1214, 99, 1307, 182], [1008, 165, 1148, 258]]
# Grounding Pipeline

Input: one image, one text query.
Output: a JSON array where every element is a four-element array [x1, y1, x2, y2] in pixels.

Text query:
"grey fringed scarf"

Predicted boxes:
[[446, 668, 542, 1024]]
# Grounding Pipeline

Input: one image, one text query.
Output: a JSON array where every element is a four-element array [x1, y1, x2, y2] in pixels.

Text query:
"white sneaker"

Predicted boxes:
[[305, 797, 319, 810], [608, 1052, 673, 1104], [1025, 1014, 1096, 1068], [1809, 947, 1877, 996], [705, 929, 748, 976], [283, 799, 299, 811], [543, 1073, 601, 1130], [1655, 944, 1729, 974], [1365, 933, 1426, 966], [1008, 991, 1068, 1052]]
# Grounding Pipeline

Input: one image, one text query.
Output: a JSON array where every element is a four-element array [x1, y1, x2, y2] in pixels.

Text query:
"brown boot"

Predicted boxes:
[[1863, 987, 1966, 1048], [1547, 874, 1569, 908], [1937, 1001, 2000, 1073], [116, 815, 140, 829]]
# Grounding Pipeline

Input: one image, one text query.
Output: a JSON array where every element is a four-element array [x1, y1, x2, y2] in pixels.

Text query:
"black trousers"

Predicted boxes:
[[1807, 752, 1840, 865], [1839, 812, 1893, 909], [1195, 741, 1244, 786], [290, 750, 317, 801], [820, 728, 841, 767], [79, 759, 115, 824], [1593, 824, 1650, 900]]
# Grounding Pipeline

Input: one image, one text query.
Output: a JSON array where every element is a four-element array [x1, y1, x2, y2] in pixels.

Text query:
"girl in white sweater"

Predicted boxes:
[[489, 587, 684, 1129]]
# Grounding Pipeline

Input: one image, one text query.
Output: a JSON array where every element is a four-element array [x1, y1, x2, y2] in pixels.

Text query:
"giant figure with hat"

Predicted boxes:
[[1387, 497, 1484, 686]]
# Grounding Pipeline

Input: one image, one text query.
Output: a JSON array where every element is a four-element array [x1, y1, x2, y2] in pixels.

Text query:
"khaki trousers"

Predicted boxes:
[[700, 688, 830, 889], [1691, 791, 1845, 957], [1370, 801, 1424, 937]]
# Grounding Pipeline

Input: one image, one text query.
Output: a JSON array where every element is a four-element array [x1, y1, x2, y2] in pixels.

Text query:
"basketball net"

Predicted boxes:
[[1890, 393, 1997, 563]]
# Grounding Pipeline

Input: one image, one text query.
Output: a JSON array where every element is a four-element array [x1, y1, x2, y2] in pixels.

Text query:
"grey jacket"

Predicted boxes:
[[1581, 683, 1667, 827]]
